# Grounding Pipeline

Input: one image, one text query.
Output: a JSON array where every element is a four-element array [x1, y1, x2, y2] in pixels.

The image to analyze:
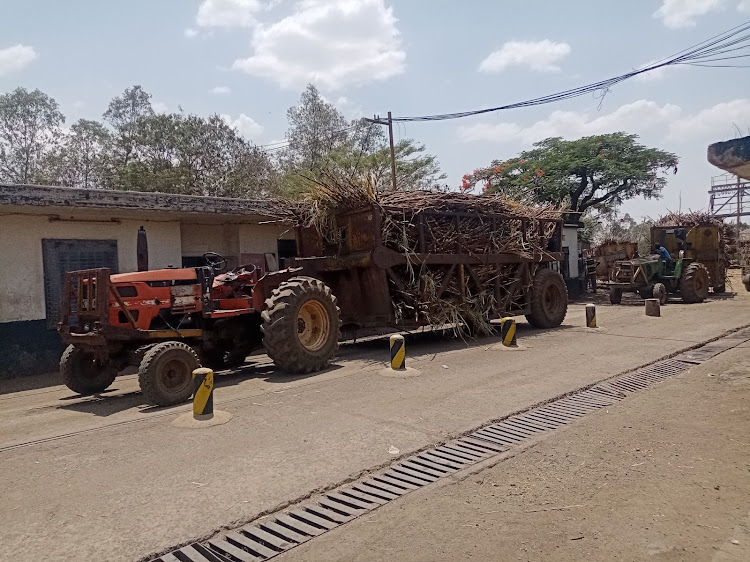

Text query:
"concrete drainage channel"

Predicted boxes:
[[152, 327, 750, 562]]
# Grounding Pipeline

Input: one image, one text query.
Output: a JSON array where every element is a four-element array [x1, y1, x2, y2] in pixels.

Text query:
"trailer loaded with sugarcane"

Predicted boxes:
[[58, 188, 567, 406]]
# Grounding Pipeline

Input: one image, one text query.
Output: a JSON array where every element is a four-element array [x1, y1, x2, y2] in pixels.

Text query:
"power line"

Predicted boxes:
[[373, 21, 750, 123]]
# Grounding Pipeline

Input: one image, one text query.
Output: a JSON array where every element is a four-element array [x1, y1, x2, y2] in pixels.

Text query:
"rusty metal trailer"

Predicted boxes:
[[289, 205, 567, 331]]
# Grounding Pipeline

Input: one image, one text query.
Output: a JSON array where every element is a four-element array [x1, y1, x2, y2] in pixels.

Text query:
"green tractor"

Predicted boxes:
[[606, 254, 710, 305]]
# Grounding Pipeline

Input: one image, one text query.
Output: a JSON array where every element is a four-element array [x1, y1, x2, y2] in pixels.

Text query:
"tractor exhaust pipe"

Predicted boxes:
[[137, 226, 149, 271]]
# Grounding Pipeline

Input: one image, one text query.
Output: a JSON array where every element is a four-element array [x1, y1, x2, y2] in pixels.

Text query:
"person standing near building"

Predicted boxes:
[[585, 252, 597, 293]]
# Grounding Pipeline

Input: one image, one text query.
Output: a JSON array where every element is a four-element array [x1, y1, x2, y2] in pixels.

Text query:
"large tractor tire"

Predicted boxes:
[[680, 262, 710, 304], [744, 274, 750, 292], [60, 345, 117, 395], [609, 288, 623, 305], [525, 268, 568, 329], [138, 341, 200, 406], [262, 277, 340, 373], [652, 282, 668, 305]]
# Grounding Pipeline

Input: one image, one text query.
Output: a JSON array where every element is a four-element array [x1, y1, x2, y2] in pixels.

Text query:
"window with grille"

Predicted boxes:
[[42, 239, 119, 329]]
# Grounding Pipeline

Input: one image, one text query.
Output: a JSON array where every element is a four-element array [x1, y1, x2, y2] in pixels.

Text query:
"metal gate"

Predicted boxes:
[[42, 239, 118, 329]]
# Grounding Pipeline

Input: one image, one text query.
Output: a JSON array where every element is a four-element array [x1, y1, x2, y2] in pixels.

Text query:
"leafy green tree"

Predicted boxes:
[[281, 84, 350, 172], [103, 85, 154, 177], [280, 83, 445, 194], [59, 119, 111, 188], [462, 133, 679, 214], [0, 87, 65, 184]]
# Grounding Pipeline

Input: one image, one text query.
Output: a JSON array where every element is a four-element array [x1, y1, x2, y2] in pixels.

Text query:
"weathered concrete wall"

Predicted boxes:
[[0, 183, 275, 217], [0, 214, 181, 323], [238, 222, 293, 257]]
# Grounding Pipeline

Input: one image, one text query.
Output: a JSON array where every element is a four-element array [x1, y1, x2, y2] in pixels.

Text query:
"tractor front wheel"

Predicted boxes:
[[138, 341, 200, 406], [262, 277, 340, 373], [525, 268, 568, 329], [60, 345, 117, 395], [652, 283, 668, 305], [680, 262, 710, 304]]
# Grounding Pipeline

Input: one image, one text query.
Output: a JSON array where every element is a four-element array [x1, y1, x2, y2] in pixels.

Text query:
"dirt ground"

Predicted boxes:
[[277, 342, 750, 562]]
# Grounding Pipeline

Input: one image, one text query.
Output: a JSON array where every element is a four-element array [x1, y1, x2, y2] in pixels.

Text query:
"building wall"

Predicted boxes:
[[0, 214, 181, 323], [0, 213, 181, 378]]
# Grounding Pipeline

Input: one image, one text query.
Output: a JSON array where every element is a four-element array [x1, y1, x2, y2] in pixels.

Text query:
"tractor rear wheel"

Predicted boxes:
[[60, 345, 117, 395], [262, 277, 340, 373], [525, 268, 568, 329], [138, 341, 199, 406], [652, 283, 668, 305], [609, 288, 623, 305], [680, 262, 710, 304]]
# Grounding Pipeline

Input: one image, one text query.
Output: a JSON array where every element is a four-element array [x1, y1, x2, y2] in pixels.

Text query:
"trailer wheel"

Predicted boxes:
[[713, 284, 726, 294], [525, 268, 568, 329], [744, 274, 750, 292], [262, 277, 340, 373], [60, 345, 117, 395], [680, 262, 710, 304], [138, 341, 199, 406], [609, 288, 623, 305]]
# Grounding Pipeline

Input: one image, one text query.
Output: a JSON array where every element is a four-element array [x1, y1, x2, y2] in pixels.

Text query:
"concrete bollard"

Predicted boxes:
[[192, 368, 214, 420], [390, 335, 406, 370], [499, 317, 518, 347], [585, 304, 597, 328], [645, 298, 660, 317]]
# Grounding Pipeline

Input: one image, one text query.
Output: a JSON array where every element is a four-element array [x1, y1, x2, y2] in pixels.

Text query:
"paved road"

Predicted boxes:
[[2, 280, 749, 562], [276, 340, 750, 562]]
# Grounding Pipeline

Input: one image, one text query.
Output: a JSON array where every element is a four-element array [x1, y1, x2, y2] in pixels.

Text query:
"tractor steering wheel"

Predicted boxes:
[[203, 252, 228, 273]]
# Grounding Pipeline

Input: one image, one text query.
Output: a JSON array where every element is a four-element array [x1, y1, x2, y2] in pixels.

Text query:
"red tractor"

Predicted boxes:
[[58, 253, 340, 406]]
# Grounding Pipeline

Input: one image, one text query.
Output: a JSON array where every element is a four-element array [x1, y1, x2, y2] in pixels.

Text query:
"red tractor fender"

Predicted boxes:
[[251, 267, 304, 311]]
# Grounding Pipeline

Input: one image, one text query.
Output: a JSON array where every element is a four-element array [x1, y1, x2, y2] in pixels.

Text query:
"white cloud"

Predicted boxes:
[[152, 101, 169, 113], [231, 0, 405, 90], [184, 28, 199, 38], [666, 99, 750, 140], [653, 0, 723, 29], [457, 100, 682, 145], [221, 113, 264, 138], [739, 0, 750, 11], [210, 86, 232, 94], [0, 44, 37, 76], [196, 0, 262, 28], [479, 40, 571, 73]]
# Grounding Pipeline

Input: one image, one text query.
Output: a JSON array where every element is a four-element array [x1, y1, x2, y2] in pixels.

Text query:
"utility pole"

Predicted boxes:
[[387, 111, 397, 192], [738, 174, 742, 240], [367, 112, 398, 192]]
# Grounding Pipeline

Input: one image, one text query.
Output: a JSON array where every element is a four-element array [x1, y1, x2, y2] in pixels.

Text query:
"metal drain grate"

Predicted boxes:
[[153, 329, 750, 562]]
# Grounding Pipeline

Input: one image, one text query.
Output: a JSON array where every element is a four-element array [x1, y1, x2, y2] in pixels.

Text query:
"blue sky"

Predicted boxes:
[[1, 0, 749, 219]]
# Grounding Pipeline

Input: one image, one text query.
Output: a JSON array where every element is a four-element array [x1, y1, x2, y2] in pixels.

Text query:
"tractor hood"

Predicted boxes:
[[111, 268, 198, 283]]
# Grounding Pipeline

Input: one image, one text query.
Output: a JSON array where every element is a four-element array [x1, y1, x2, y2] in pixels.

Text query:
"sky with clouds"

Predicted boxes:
[[1, 0, 749, 219]]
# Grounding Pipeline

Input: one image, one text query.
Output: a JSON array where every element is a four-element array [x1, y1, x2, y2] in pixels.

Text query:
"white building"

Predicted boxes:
[[0, 184, 294, 377]]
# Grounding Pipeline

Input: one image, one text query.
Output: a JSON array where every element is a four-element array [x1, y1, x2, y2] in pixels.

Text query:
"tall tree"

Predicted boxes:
[[59, 119, 111, 188], [103, 85, 154, 175], [0, 87, 64, 184], [462, 133, 679, 214], [282, 84, 350, 171]]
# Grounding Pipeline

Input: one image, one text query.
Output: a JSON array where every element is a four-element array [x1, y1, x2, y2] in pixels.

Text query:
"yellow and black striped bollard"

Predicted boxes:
[[499, 317, 517, 347], [585, 304, 597, 328], [390, 335, 406, 370], [193, 367, 214, 420]]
